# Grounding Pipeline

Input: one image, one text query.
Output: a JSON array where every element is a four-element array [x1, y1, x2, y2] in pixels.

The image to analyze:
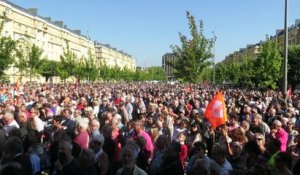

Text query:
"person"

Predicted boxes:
[[0, 162, 23, 175], [29, 107, 44, 133], [273, 152, 293, 175], [149, 135, 170, 175], [1, 136, 33, 175], [91, 134, 109, 175], [177, 133, 188, 169], [78, 148, 98, 175], [3, 112, 19, 136], [73, 118, 90, 149], [116, 145, 147, 175], [54, 140, 80, 175], [253, 133, 269, 158], [61, 108, 76, 137], [134, 120, 153, 159], [210, 144, 232, 175], [271, 120, 288, 152], [251, 113, 270, 136], [227, 142, 246, 172], [186, 141, 210, 174], [158, 141, 184, 175]]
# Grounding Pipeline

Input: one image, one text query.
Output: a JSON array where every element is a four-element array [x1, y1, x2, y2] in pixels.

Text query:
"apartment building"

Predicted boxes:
[[95, 42, 136, 71], [223, 19, 300, 63], [0, 0, 93, 82], [162, 53, 177, 80]]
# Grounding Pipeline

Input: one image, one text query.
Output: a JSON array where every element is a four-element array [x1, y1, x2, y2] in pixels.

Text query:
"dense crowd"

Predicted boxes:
[[0, 82, 299, 175]]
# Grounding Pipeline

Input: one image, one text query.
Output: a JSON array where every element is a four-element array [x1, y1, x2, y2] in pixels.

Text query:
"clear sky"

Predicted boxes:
[[7, 0, 300, 67]]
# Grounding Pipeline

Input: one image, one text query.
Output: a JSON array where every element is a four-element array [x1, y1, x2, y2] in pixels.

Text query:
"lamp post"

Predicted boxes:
[[283, 0, 288, 98], [212, 31, 217, 85]]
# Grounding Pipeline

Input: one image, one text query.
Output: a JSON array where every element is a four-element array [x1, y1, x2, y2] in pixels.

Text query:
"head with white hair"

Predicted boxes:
[[272, 119, 282, 131], [76, 118, 89, 132]]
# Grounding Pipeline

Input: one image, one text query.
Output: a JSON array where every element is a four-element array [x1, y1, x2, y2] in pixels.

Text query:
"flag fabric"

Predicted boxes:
[[204, 92, 228, 129], [287, 86, 292, 98]]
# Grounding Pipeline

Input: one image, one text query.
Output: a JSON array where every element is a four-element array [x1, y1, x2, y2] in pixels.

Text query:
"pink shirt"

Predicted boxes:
[[112, 129, 122, 161], [139, 130, 154, 152], [74, 131, 89, 149], [275, 128, 288, 152]]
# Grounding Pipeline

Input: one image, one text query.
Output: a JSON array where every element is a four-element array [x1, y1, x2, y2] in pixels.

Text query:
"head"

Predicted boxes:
[[272, 120, 282, 131], [253, 113, 263, 126], [17, 112, 27, 124], [2, 137, 23, 160], [253, 133, 265, 147], [90, 119, 100, 131], [193, 141, 206, 158], [78, 148, 95, 169], [121, 145, 138, 169], [211, 144, 226, 165], [134, 120, 144, 133], [30, 107, 39, 117], [3, 112, 15, 125], [58, 140, 73, 164], [230, 142, 243, 157]]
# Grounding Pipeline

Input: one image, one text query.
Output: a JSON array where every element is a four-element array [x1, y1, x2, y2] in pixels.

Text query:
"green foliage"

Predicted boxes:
[[39, 59, 59, 82], [254, 38, 282, 89], [288, 45, 300, 89], [14, 34, 43, 80], [171, 11, 213, 83], [57, 44, 77, 81], [0, 12, 17, 77], [78, 51, 99, 82]]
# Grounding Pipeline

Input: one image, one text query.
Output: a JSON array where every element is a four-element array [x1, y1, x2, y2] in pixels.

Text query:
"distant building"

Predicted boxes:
[[162, 53, 177, 80], [94, 42, 136, 71], [0, 0, 136, 82], [273, 19, 300, 50], [223, 19, 300, 63]]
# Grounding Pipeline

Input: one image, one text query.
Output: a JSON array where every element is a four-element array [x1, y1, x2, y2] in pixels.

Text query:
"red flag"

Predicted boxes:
[[204, 92, 228, 129], [287, 86, 292, 98]]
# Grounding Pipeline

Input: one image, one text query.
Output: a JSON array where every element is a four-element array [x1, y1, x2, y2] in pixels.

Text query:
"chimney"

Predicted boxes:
[[73, 30, 81, 35], [27, 8, 38, 16], [54, 21, 64, 27]]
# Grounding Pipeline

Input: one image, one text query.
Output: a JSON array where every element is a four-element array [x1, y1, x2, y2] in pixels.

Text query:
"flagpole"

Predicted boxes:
[[283, 0, 288, 99]]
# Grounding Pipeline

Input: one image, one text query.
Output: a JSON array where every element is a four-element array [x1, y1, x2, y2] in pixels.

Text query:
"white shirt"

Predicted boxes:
[[34, 116, 45, 132]]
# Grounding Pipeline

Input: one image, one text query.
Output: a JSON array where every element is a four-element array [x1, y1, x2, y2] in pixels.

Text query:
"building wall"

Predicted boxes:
[[95, 44, 136, 71], [223, 19, 300, 64], [0, 0, 95, 82], [162, 53, 177, 80]]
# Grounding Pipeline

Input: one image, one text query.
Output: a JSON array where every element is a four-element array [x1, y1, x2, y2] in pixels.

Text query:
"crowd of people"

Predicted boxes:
[[0, 82, 299, 175]]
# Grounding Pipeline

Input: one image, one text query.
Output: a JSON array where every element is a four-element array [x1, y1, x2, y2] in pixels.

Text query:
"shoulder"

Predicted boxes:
[[134, 165, 147, 175]]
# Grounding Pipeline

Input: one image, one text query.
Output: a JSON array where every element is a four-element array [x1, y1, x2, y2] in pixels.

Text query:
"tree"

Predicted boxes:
[[57, 44, 77, 81], [78, 51, 98, 82], [171, 11, 213, 83], [254, 38, 282, 89], [39, 59, 59, 82], [288, 45, 300, 89], [0, 12, 17, 78], [15, 35, 44, 81]]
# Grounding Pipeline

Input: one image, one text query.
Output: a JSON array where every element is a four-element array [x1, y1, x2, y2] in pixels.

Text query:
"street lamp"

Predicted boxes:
[[283, 0, 288, 98]]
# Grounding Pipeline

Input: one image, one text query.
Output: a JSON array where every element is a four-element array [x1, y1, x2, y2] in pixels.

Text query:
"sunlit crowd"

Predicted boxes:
[[0, 82, 299, 175]]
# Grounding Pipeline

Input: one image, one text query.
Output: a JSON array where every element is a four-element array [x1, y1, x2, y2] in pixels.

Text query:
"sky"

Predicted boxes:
[[7, 0, 300, 67]]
